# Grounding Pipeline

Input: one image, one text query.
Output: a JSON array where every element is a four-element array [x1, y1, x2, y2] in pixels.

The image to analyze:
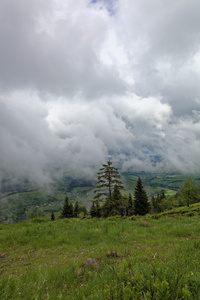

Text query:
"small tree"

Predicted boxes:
[[78, 205, 87, 218], [180, 177, 199, 207], [61, 196, 74, 218], [51, 211, 55, 221], [90, 202, 97, 218], [126, 193, 134, 216], [96, 201, 101, 218], [74, 201, 79, 217], [134, 177, 150, 215], [90, 201, 101, 218], [151, 191, 166, 213]]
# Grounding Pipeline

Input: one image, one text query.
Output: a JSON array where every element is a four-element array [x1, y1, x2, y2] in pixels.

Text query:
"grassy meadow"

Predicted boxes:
[[1, 205, 200, 299]]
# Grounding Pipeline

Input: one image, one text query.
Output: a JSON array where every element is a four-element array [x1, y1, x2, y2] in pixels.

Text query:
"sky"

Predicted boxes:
[[0, 0, 200, 186]]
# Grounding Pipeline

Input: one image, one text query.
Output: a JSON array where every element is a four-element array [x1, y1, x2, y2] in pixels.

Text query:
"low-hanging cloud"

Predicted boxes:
[[0, 0, 200, 188]]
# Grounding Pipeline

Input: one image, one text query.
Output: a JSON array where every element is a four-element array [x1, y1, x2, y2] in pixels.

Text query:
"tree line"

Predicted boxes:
[[58, 161, 200, 220], [60, 161, 150, 219], [91, 160, 149, 217], [151, 177, 200, 213]]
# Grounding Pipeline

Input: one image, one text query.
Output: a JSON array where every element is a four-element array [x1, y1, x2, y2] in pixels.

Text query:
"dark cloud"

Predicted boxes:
[[0, 0, 125, 97]]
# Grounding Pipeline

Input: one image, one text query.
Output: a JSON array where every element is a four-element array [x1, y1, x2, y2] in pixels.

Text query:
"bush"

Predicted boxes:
[[28, 212, 46, 219], [27, 212, 48, 223]]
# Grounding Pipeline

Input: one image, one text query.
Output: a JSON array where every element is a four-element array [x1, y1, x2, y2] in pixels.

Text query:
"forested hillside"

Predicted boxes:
[[1, 168, 200, 224]]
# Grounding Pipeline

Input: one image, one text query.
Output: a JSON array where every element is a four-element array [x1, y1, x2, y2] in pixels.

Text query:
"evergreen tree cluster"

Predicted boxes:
[[151, 192, 166, 213], [150, 178, 200, 213], [59, 162, 200, 221], [91, 161, 150, 217], [90, 201, 101, 218], [61, 197, 87, 219]]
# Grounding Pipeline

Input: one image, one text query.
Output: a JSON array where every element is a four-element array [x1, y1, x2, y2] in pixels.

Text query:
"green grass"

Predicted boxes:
[[149, 175, 200, 190], [145, 186, 176, 197], [1, 209, 200, 299], [151, 202, 200, 219]]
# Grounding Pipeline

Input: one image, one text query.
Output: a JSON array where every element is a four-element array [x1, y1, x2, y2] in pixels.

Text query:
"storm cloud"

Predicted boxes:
[[0, 0, 200, 185]]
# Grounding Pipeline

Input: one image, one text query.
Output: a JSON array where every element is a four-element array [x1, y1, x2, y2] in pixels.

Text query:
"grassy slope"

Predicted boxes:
[[121, 173, 200, 197], [1, 204, 200, 299]]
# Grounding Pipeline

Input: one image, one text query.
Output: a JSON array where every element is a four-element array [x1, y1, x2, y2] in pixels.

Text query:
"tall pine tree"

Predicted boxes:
[[94, 160, 124, 203], [134, 177, 150, 215]]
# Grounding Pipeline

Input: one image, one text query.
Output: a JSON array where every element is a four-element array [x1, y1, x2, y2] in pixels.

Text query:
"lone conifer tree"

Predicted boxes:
[[94, 160, 124, 203], [134, 177, 150, 215], [51, 211, 55, 221]]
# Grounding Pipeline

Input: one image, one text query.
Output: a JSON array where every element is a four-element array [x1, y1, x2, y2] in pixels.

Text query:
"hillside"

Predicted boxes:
[[1, 173, 200, 223], [1, 207, 200, 299]]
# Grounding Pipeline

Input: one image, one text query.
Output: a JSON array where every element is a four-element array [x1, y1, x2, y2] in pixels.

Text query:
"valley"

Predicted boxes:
[[1, 172, 200, 223]]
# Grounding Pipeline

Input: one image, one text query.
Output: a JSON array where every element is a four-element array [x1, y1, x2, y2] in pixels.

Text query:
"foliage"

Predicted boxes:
[[92, 161, 126, 217], [150, 202, 200, 219], [60, 196, 74, 218], [78, 204, 88, 217], [156, 178, 200, 212], [90, 201, 101, 218], [94, 160, 124, 203], [90, 201, 96, 218], [51, 211, 55, 221], [28, 212, 46, 219], [73, 201, 79, 217], [126, 193, 134, 216], [134, 177, 150, 215], [151, 191, 166, 213], [101, 185, 126, 217], [179, 177, 199, 207]]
